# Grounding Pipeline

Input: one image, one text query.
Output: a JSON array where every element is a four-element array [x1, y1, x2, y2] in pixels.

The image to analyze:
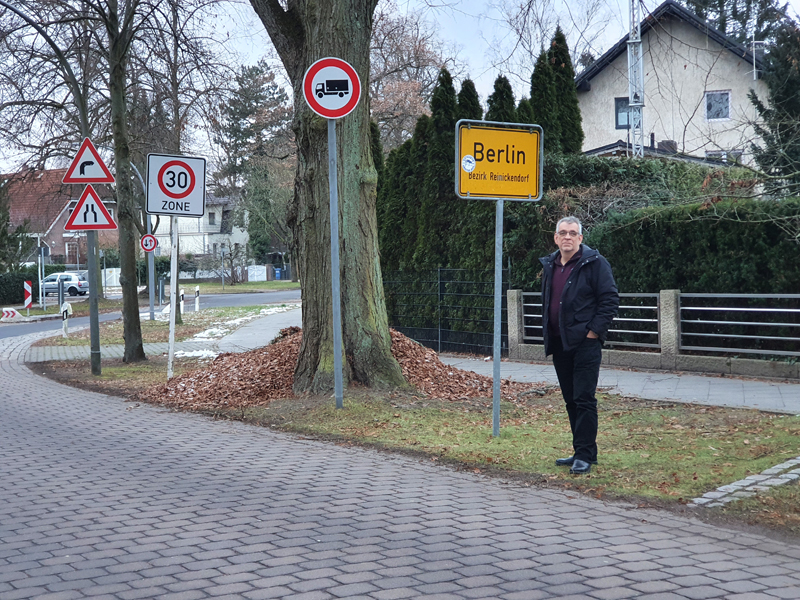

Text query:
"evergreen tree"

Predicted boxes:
[[415, 69, 458, 267], [457, 79, 483, 121], [750, 20, 800, 196], [378, 142, 411, 272], [679, 0, 788, 44], [548, 26, 584, 153], [530, 48, 561, 153], [370, 120, 385, 197], [516, 98, 534, 124], [212, 59, 289, 197], [450, 79, 485, 266], [485, 75, 517, 122], [401, 115, 432, 268]]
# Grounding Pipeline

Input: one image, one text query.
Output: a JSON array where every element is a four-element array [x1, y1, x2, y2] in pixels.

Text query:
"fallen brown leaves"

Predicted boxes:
[[137, 327, 538, 411], [390, 329, 535, 401]]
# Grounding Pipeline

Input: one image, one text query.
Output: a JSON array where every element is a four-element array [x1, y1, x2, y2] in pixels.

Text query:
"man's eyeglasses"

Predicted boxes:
[[556, 230, 581, 238]]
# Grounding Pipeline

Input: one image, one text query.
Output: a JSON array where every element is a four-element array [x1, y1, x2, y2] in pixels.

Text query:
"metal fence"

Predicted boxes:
[[680, 294, 800, 358], [522, 292, 660, 349], [383, 270, 509, 356]]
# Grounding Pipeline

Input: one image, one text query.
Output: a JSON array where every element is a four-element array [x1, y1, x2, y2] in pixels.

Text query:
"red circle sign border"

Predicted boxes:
[[158, 160, 196, 200], [141, 234, 157, 252], [302, 57, 362, 119]]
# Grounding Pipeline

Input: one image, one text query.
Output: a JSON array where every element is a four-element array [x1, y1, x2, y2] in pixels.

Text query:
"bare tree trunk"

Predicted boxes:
[[250, 0, 406, 393], [109, 26, 146, 363]]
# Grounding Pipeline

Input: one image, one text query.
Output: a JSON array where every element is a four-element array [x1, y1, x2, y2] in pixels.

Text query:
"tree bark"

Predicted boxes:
[[107, 6, 146, 363], [250, 0, 406, 393]]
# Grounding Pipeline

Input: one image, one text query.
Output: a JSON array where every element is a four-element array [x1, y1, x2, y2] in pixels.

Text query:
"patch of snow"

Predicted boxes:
[[174, 349, 219, 360], [193, 327, 229, 339]]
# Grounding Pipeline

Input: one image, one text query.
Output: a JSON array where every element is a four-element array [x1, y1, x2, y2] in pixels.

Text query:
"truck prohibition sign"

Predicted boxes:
[[302, 57, 361, 119], [316, 80, 349, 98]]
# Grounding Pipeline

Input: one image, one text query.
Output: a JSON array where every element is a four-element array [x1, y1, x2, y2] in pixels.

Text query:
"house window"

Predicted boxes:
[[208, 212, 216, 225], [705, 91, 730, 120], [221, 210, 232, 234], [705, 149, 743, 164], [615, 97, 630, 129]]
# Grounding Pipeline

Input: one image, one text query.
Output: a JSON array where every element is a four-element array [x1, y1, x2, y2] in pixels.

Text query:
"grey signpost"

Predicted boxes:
[[131, 162, 156, 321], [303, 57, 362, 409], [455, 119, 543, 436], [62, 138, 118, 377], [145, 153, 207, 379]]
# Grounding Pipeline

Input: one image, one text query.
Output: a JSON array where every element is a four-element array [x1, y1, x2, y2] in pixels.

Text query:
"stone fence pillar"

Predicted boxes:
[[507, 289, 524, 359], [659, 289, 681, 369]]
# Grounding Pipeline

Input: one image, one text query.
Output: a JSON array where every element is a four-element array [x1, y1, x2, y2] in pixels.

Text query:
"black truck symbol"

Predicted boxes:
[[316, 79, 349, 98]]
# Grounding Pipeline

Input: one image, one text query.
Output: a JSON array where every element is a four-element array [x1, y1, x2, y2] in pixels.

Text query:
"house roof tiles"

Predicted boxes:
[[1, 167, 115, 234]]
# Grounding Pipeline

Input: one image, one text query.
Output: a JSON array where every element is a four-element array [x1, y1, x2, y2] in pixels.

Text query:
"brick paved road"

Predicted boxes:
[[2, 333, 800, 600]]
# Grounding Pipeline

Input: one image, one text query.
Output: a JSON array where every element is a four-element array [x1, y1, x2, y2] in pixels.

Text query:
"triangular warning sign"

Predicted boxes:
[[63, 138, 115, 184], [65, 185, 118, 231]]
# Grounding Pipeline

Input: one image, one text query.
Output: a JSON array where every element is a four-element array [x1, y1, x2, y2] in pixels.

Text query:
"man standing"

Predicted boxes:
[[540, 217, 619, 474]]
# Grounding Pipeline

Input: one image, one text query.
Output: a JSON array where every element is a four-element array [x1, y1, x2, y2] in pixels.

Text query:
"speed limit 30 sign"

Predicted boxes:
[[146, 154, 206, 217]]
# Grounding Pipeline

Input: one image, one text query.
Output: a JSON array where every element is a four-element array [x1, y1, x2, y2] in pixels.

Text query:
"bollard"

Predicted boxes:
[[61, 302, 73, 338], [195, 285, 200, 312]]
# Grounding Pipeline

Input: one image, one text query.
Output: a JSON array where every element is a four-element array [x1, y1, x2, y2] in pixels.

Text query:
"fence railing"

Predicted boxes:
[[384, 269, 508, 356], [680, 294, 800, 358], [522, 292, 661, 349]]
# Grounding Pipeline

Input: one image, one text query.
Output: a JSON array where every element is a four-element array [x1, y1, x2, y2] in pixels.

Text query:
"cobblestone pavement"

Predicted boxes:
[[3, 332, 800, 600]]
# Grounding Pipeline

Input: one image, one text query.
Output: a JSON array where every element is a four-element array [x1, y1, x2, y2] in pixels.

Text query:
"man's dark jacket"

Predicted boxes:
[[539, 244, 619, 355]]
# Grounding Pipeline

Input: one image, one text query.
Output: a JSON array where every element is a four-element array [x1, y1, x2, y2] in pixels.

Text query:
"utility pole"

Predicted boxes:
[[627, 0, 645, 158]]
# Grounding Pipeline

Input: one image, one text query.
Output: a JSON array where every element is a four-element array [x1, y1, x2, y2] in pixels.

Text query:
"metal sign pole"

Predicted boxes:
[[147, 215, 155, 320], [492, 199, 504, 437], [328, 118, 344, 409], [87, 230, 101, 375], [167, 216, 178, 379]]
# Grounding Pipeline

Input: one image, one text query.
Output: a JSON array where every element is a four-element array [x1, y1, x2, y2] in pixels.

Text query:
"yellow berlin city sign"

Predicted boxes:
[[455, 120, 542, 201]]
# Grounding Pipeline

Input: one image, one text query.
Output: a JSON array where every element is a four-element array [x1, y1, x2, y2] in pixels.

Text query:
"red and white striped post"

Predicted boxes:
[[24, 280, 32, 317]]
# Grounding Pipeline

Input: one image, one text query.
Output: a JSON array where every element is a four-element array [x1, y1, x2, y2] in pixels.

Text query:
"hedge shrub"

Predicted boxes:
[[0, 273, 39, 305], [584, 198, 800, 293]]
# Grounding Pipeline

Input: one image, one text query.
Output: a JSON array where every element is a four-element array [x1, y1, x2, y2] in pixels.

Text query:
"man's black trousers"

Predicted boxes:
[[551, 336, 602, 463]]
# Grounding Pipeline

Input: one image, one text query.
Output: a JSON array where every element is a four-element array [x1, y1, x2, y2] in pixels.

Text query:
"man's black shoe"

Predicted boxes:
[[569, 459, 591, 474], [555, 456, 597, 466]]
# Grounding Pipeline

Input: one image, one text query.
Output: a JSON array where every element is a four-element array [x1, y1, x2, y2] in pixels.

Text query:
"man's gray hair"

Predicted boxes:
[[556, 216, 582, 235]]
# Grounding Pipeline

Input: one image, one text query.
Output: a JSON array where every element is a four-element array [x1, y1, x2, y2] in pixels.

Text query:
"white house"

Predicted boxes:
[[575, 0, 768, 164], [151, 193, 248, 259]]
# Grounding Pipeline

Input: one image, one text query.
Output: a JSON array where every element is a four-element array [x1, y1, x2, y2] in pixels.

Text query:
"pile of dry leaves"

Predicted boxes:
[[138, 327, 538, 411]]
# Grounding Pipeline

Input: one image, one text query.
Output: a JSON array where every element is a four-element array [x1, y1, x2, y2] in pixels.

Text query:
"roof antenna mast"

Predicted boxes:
[[627, 0, 645, 157]]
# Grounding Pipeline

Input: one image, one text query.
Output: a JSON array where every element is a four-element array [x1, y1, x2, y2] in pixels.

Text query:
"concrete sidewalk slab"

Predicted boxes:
[[442, 355, 800, 414]]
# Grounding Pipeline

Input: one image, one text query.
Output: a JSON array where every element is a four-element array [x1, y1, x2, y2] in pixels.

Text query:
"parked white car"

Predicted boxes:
[[42, 272, 90, 296]]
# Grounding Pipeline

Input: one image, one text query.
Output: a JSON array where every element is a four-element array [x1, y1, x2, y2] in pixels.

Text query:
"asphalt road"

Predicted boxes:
[[0, 289, 301, 341]]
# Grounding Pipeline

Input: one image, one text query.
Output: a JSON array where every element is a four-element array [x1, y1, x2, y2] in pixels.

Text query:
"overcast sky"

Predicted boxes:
[[226, 0, 800, 104], [3, 0, 800, 171]]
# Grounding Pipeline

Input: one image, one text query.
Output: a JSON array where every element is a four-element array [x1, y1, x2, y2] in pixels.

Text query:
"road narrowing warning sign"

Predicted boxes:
[[146, 154, 206, 217], [64, 185, 117, 230], [455, 120, 542, 202]]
